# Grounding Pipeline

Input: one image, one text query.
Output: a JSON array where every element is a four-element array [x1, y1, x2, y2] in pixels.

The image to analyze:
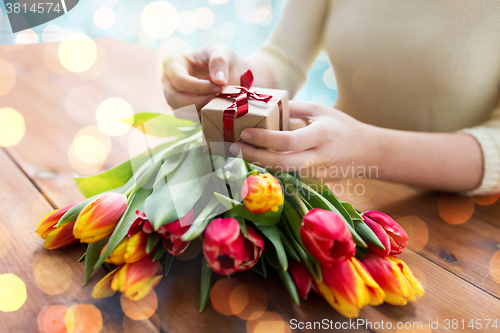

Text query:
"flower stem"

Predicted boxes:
[[290, 187, 309, 216]]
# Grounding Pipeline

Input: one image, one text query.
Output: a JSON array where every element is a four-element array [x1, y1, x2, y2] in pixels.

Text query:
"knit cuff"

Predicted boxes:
[[458, 127, 500, 196]]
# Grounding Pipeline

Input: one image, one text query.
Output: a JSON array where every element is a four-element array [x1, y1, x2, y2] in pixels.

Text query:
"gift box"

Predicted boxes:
[[201, 71, 289, 143]]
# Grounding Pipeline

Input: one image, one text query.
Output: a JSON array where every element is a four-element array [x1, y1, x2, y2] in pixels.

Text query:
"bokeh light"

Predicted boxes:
[[68, 126, 112, 174], [15, 29, 39, 44], [0, 273, 27, 312], [75, 43, 108, 80], [42, 24, 65, 43], [323, 67, 337, 89], [0, 223, 12, 258], [121, 291, 158, 320], [141, 1, 179, 39], [438, 194, 475, 225], [234, 0, 272, 25], [193, 7, 214, 29], [96, 0, 119, 7], [397, 216, 429, 252], [0, 108, 25, 147], [37, 305, 69, 333], [156, 39, 191, 64], [0, 58, 16, 96], [123, 312, 160, 333], [58, 33, 97, 73], [201, 27, 223, 47], [246, 312, 290, 333], [116, 1, 146, 38], [73, 135, 108, 165], [490, 250, 500, 284], [65, 304, 103, 333], [34, 257, 74, 295], [44, 42, 69, 74], [211, 278, 242, 315], [230, 284, 267, 320], [93, 7, 116, 30], [473, 194, 500, 206], [177, 11, 197, 35], [218, 22, 235, 40], [95, 97, 134, 136]]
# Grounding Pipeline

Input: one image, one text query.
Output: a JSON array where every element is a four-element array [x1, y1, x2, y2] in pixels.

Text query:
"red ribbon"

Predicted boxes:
[[218, 70, 282, 142]]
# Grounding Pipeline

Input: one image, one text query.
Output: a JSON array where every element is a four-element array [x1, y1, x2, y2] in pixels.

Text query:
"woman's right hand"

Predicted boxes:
[[162, 46, 242, 110]]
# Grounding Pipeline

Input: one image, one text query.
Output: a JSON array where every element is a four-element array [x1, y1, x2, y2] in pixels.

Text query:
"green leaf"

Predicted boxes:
[[264, 247, 299, 305], [78, 252, 86, 263], [353, 220, 385, 250], [164, 253, 175, 277], [93, 187, 153, 269], [214, 193, 282, 227], [340, 201, 364, 221], [181, 197, 222, 241], [145, 146, 212, 230], [152, 243, 167, 261], [146, 233, 162, 254], [58, 195, 98, 227], [199, 256, 213, 313], [74, 141, 174, 198], [84, 239, 108, 285], [127, 113, 196, 138], [258, 225, 288, 271], [260, 253, 268, 278], [227, 211, 247, 237], [278, 228, 300, 263]]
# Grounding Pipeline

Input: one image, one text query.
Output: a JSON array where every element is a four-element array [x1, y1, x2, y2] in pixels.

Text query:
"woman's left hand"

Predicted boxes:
[[230, 101, 377, 182]]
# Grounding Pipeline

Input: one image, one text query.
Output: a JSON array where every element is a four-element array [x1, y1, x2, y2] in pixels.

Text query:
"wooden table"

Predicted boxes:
[[1, 38, 500, 333]]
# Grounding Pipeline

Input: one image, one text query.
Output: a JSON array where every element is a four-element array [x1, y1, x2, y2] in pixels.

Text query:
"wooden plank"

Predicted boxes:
[[0, 149, 124, 332]]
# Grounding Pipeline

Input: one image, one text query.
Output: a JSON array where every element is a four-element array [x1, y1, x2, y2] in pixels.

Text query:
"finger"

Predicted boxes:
[[208, 49, 230, 85], [289, 101, 328, 118], [164, 90, 216, 111], [230, 142, 318, 171], [163, 56, 221, 95], [240, 122, 323, 151]]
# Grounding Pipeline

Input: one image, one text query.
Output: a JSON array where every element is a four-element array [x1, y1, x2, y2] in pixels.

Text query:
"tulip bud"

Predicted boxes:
[[157, 210, 194, 256], [203, 218, 245, 275], [73, 193, 128, 243], [241, 173, 283, 213], [316, 258, 385, 318], [239, 225, 264, 271], [362, 210, 409, 257], [361, 252, 424, 306], [288, 261, 312, 300], [300, 209, 355, 263], [127, 210, 154, 237], [92, 256, 162, 301], [101, 231, 149, 265], [35, 204, 79, 250]]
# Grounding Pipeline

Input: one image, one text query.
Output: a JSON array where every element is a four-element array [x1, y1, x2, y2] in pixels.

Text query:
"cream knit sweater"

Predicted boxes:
[[254, 0, 500, 195]]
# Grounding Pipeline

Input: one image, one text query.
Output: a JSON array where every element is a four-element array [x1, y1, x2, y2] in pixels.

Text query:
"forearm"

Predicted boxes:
[[365, 126, 483, 192]]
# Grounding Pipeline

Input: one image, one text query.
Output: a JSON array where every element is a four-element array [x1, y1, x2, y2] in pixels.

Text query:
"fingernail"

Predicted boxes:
[[214, 71, 225, 81], [211, 86, 222, 93], [229, 143, 240, 156], [241, 131, 251, 141]]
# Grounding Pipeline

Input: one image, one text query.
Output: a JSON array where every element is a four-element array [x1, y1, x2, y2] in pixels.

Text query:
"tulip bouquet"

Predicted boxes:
[[36, 113, 424, 318]]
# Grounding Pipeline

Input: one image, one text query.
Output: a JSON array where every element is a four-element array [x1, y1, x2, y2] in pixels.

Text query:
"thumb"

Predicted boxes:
[[208, 48, 231, 86]]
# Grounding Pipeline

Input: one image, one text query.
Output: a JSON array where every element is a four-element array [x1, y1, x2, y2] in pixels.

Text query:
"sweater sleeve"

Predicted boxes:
[[253, 0, 329, 97], [458, 104, 500, 196]]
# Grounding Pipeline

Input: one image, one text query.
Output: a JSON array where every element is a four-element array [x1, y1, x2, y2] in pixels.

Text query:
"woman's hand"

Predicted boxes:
[[162, 46, 242, 110], [230, 101, 375, 182], [231, 101, 483, 192]]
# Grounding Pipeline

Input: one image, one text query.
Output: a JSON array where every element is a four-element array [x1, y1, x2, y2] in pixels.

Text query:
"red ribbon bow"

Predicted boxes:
[[218, 70, 282, 142]]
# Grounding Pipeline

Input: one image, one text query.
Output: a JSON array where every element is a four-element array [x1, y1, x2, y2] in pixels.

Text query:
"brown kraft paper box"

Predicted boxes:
[[201, 86, 290, 143]]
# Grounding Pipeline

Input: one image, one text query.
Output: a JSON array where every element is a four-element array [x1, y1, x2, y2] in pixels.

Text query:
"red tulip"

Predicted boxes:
[[239, 225, 264, 271], [362, 210, 408, 257], [203, 218, 245, 275], [300, 209, 355, 263], [127, 210, 154, 237], [361, 252, 424, 306], [288, 261, 312, 300], [157, 210, 194, 256], [317, 258, 385, 318], [35, 203, 79, 250]]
